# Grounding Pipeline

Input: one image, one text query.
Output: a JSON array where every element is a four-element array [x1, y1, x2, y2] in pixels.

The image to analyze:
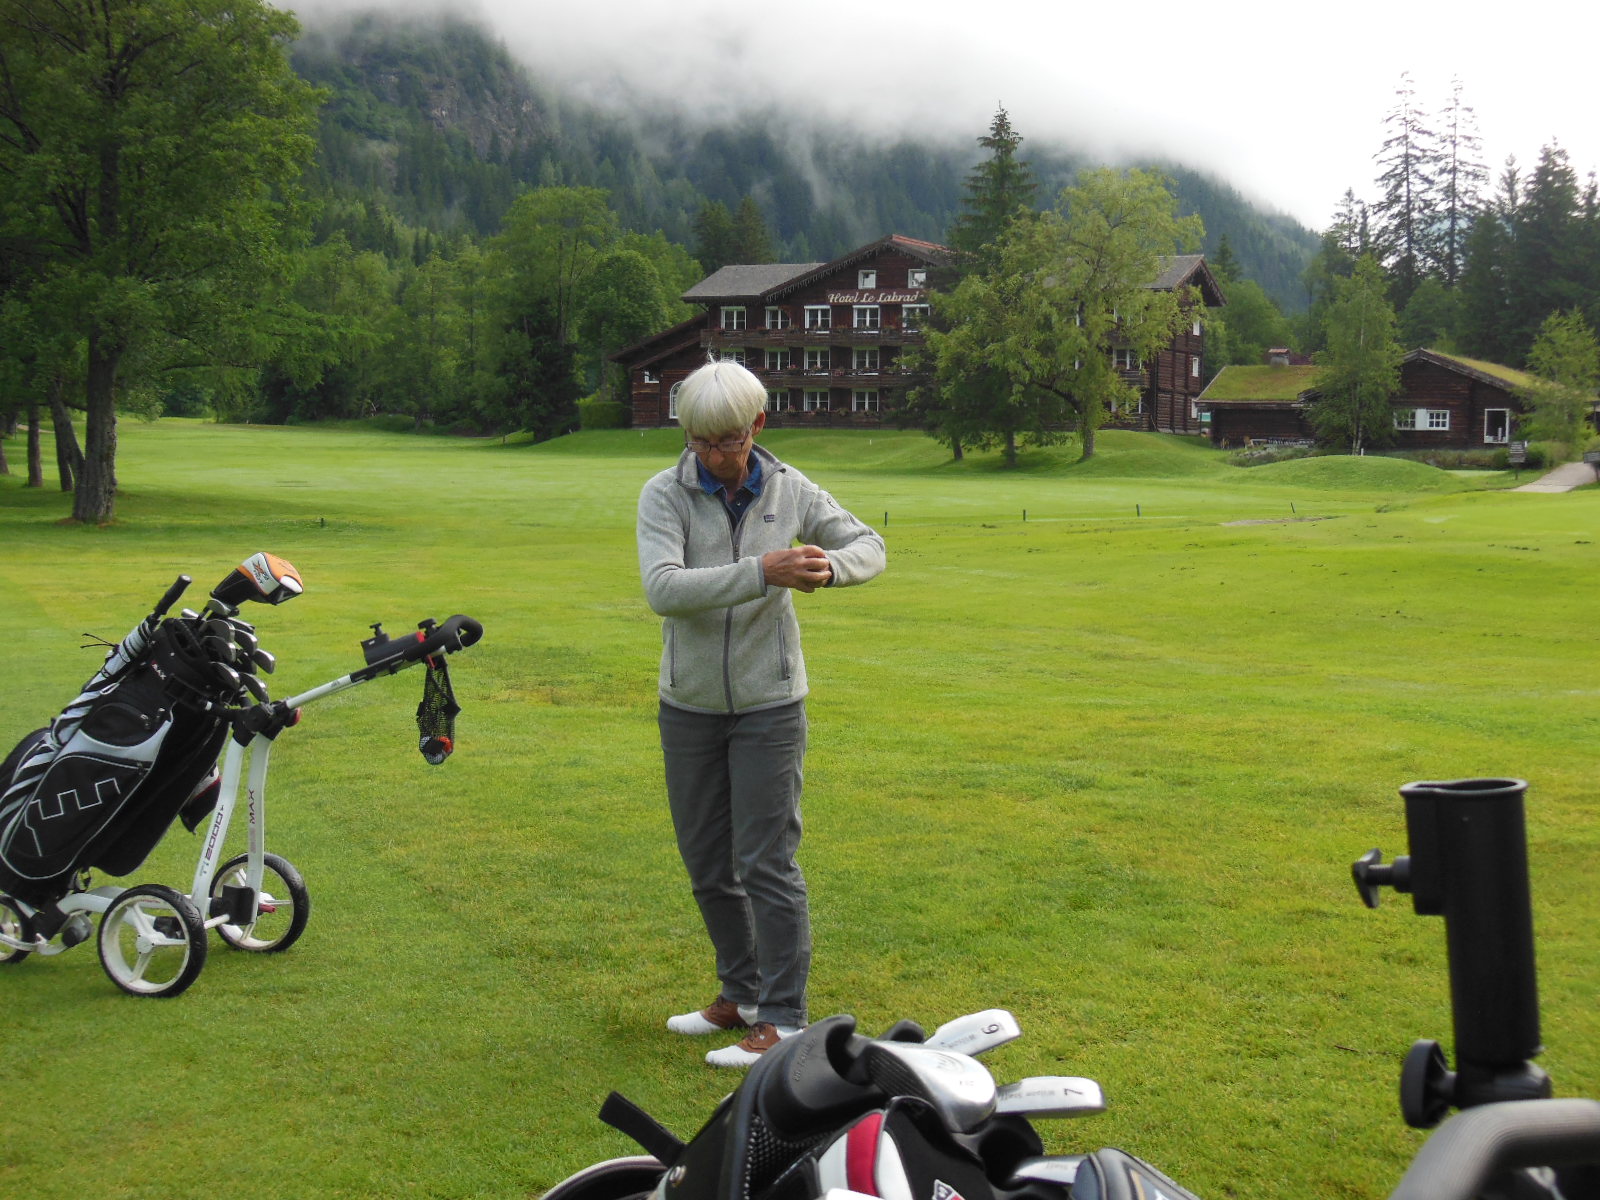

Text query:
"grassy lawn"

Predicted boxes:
[[1, 420, 1596, 1200]]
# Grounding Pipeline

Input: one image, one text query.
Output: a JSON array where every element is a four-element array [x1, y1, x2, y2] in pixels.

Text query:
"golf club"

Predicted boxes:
[[994, 1076, 1106, 1118], [1004, 1155, 1087, 1188], [856, 1040, 997, 1132], [923, 1008, 1021, 1057]]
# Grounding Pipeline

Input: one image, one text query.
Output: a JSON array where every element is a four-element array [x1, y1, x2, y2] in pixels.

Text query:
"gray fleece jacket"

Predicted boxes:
[[637, 444, 886, 714]]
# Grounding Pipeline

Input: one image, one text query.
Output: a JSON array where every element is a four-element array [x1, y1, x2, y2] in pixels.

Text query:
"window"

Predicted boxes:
[[804, 305, 831, 330], [853, 346, 879, 372], [907, 268, 927, 288], [1190, 356, 1201, 378], [719, 347, 747, 365], [1484, 409, 1510, 444], [668, 381, 683, 420], [1112, 348, 1140, 370], [721, 306, 746, 331], [1192, 319, 1203, 337], [643, 369, 657, 384], [903, 304, 930, 331], [804, 389, 830, 412], [765, 348, 791, 371], [852, 389, 880, 413], [804, 347, 830, 372], [853, 305, 880, 330], [858, 269, 877, 289], [767, 390, 793, 412], [1395, 408, 1450, 431], [765, 306, 791, 330]]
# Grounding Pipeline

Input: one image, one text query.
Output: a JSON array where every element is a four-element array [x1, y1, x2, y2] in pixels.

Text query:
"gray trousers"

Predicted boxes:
[[659, 699, 810, 1028]]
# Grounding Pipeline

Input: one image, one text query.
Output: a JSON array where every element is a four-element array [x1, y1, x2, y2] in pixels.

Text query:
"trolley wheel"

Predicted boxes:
[[209, 852, 310, 953], [97, 884, 208, 997], [541, 1157, 666, 1200], [0, 895, 34, 963]]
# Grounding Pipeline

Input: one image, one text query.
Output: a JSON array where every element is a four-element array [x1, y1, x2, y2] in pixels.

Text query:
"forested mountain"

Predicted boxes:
[[290, 10, 1319, 310]]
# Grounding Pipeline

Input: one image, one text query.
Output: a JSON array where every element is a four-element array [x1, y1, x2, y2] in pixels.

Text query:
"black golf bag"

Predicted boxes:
[[0, 606, 238, 909]]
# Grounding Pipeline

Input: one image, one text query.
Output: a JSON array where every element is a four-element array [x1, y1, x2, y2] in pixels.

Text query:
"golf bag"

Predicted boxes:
[[0, 605, 238, 909], [554, 1015, 1198, 1200]]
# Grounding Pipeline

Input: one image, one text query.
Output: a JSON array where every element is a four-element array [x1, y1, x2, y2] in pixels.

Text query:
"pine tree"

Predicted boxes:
[[729, 196, 774, 265], [692, 201, 735, 275], [1435, 77, 1488, 287], [946, 106, 1037, 272], [1370, 73, 1438, 308]]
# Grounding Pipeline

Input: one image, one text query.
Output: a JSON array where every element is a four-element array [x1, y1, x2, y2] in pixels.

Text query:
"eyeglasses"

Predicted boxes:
[[686, 430, 751, 454]]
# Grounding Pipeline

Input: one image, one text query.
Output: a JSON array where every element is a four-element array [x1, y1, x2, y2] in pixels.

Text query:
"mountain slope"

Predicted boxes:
[[290, 10, 1318, 309]]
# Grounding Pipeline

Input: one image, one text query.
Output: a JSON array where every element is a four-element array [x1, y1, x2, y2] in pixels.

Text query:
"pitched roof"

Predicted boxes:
[[1410, 348, 1532, 392], [607, 313, 704, 367], [682, 263, 824, 303], [1199, 364, 1319, 404], [681, 234, 952, 304], [1151, 255, 1226, 305]]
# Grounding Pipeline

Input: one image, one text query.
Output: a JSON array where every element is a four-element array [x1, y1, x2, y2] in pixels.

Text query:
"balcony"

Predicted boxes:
[[704, 326, 923, 350]]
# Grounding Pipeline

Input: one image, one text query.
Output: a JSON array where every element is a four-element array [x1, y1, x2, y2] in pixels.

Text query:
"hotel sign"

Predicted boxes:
[[827, 290, 926, 304]]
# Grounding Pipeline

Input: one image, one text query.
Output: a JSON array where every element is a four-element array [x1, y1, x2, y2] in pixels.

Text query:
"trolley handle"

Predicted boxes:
[[1388, 1099, 1600, 1200], [360, 614, 483, 671]]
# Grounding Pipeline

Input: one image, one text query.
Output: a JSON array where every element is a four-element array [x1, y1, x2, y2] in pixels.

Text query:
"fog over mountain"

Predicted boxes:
[[279, 0, 1600, 234]]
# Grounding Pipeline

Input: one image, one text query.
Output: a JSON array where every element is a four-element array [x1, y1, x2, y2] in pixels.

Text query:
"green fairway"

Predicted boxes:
[[1, 421, 1596, 1200]]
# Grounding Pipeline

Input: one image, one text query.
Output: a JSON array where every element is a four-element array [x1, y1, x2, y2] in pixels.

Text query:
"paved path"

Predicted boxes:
[[1512, 460, 1598, 493]]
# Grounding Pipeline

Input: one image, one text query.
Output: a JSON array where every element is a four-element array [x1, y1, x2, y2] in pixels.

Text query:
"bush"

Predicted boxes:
[[1388, 448, 1502, 470], [1227, 444, 1316, 467], [578, 397, 630, 430], [1489, 442, 1552, 471]]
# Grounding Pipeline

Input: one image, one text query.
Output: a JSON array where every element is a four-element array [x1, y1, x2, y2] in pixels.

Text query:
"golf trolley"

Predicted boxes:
[[0, 553, 483, 997], [546, 778, 1600, 1200]]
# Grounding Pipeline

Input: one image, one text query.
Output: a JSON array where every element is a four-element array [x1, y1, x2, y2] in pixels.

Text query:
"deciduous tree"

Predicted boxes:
[[0, 0, 321, 522], [924, 168, 1202, 464], [1518, 309, 1599, 447], [1309, 255, 1404, 453]]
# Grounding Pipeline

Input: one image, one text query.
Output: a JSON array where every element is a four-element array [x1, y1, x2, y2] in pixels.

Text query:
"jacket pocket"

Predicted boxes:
[[775, 618, 792, 682], [665, 623, 677, 689]]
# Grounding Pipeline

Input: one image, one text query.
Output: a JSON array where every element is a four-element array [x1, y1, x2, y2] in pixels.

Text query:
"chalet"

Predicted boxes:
[[1104, 255, 1226, 436], [614, 235, 947, 430], [1199, 349, 1533, 451], [613, 236, 1227, 435]]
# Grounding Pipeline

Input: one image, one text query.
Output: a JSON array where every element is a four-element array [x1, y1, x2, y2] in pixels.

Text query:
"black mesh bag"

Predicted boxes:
[[416, 656, 461, 765]]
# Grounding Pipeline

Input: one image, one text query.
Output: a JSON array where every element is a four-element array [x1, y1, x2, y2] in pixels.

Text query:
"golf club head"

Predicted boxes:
[[859, 1040, 997, 1132], [994, 1076, 1106, 1119], [252, 649, 276, 675], [211, 663, 244, 698], [232, 627, 260, 656], [1004, 1156, 1087, 1188], [201, 635, 238, 665], [923, 1009, 1021, 1057], [210, 552, 303, 609], [241, 673, 270, 702]]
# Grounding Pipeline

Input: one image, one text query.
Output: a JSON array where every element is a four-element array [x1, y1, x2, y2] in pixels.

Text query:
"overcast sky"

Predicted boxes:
[[284, 0, 1596, 232]]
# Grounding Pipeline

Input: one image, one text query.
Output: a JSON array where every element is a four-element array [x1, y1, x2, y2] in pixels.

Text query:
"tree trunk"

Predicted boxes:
[[50, 377, 84, 492], [1004, 429, 1018, 468], [27, 401, 44, 487], [72, 333, 119, 524], [0, 422, 9, 475], [1080, 412, 1098, 460], [950, 436, 964, 462]]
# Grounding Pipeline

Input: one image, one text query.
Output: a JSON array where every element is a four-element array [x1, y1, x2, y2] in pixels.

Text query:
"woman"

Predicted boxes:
[[636, 360, 886, 1067]]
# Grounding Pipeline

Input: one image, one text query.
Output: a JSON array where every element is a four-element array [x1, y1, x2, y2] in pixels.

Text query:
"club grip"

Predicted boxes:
[[154, 575, 192, 618]]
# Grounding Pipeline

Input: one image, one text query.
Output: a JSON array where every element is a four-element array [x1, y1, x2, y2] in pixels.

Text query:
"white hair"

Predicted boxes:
[[677, 360, 765, 438]]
